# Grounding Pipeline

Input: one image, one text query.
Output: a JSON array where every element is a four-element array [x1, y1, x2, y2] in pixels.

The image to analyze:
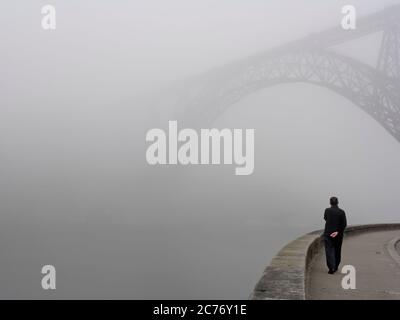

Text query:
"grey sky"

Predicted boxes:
[[1, 0, 400, 299]]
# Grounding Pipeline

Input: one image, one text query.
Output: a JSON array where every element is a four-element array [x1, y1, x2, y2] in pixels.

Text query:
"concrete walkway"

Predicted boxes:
[[308, 230, 400, 300]]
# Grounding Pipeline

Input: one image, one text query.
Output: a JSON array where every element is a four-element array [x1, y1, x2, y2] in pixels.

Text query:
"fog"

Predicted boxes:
[[1, 0, 400, 299]]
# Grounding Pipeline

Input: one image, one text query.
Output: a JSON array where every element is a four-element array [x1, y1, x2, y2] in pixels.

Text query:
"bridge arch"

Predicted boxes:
[[177, 49, 400, 142]]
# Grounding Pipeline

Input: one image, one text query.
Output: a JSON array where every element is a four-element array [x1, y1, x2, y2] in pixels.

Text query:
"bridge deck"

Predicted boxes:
[[308, 230, 400, 299]]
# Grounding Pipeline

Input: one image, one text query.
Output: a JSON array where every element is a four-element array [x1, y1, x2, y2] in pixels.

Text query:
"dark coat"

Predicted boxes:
[[323, 206, 347, 235]]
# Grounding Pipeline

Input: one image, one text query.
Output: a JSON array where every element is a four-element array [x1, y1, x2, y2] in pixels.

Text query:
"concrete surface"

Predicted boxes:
[[307, 230, 400, 300], [250, 233, 321, 300]]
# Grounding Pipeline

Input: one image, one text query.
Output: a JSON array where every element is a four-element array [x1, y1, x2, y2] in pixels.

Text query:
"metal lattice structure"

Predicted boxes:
[[176, 5, 400, 142]]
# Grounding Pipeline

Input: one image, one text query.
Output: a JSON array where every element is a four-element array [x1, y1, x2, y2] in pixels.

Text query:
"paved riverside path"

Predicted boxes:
[[308, 230, 400, 299]]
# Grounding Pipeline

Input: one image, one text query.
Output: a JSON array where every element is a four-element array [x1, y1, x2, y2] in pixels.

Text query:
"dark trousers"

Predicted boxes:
[[324, 234, 343, 271]]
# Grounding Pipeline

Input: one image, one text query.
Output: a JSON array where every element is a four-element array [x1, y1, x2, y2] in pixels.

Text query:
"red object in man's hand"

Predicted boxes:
[[330, 231, 339, 238]]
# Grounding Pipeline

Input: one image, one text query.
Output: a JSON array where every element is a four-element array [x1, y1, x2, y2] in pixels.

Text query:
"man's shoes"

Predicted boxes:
[[328, 270, 335, 274]]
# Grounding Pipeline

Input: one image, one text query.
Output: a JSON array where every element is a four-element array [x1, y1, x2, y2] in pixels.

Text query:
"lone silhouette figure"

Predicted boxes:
[[323, 197, 347, 274]]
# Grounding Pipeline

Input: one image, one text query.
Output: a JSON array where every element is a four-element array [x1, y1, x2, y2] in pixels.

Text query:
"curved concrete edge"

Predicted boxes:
[[386, 237, 400, 267], [250, 223, 400, 300]]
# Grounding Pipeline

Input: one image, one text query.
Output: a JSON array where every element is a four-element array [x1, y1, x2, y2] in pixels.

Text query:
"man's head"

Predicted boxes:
[[330, 196, 339, 206]]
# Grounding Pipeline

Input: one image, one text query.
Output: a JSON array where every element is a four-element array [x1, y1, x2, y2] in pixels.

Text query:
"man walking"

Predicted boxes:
[[323, 197, 347, 274]]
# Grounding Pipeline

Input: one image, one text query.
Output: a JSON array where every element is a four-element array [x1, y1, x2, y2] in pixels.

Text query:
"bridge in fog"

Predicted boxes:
[[175, 5, 400, 142]]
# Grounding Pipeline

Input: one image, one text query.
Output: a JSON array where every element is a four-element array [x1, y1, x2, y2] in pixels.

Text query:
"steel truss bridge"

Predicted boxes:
[[175, 5, 400, 142]]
